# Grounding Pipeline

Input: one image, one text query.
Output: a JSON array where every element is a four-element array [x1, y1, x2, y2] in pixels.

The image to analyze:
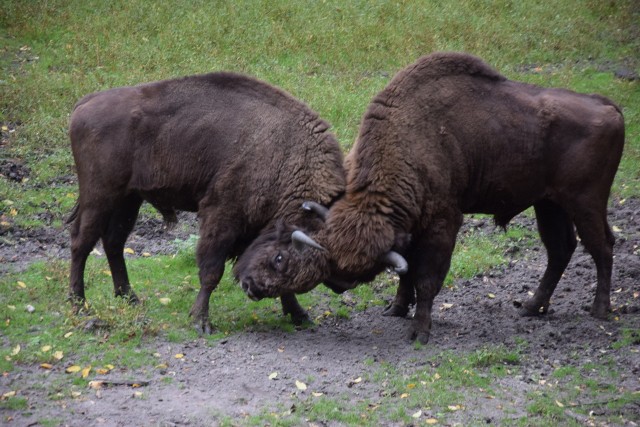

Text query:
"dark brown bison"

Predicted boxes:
[[235, 52, 625, 344], [67, 72, 345, 333]]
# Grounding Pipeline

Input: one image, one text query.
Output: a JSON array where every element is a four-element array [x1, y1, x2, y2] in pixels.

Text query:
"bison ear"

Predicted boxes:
[[380, 251, 408, 275], [292, 230, 326, 252], [301, 201, 329, 221]]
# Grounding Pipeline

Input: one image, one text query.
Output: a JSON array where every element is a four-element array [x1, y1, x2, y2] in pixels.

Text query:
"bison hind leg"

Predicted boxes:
[[281, 293, 313, 326], [102, 194, 143, 303], [520, 200, 577, 317]]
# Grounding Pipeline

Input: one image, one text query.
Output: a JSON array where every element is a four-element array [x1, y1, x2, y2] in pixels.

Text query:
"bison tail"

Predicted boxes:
[[65, 202, 80, 225]]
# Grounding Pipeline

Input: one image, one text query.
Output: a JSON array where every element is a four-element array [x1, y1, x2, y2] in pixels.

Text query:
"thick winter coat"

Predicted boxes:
[[67, 72, 345, 333], [236, 52, 625, 344]]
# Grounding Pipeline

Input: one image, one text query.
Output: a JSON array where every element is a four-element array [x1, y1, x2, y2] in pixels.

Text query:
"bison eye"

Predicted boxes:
[[272, 253, 285, 271]]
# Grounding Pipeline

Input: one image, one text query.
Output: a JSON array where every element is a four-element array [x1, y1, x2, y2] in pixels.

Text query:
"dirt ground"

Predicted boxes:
[[1, 197, 639, 426]]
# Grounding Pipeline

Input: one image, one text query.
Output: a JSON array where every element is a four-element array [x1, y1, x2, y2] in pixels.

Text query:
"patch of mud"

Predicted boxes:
[[1, 199, 639, 426]]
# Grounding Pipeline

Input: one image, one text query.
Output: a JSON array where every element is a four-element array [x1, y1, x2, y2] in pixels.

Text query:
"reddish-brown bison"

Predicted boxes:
[[67, 72, 345, 333], [235, 52, 625, 344]]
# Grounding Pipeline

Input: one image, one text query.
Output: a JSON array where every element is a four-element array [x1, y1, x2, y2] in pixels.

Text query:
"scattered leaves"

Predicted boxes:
[[66, 365, 82, 374], [81, 366, 92, 378], [41, 345, 51, 353], [268, 372, 278, 380], [440, 303, 453, 310], [425, 419, 438, 425], [487, 293, 496, 299], [174, 353, 184, 359], [312, 392, 324, 397], [295, 380, 307, 391], [2, 391, 17, 399], [159, 297, 171, 305], [400, 393, 409, 399], [555, 400, 564, 408], [10, 345, 20, 356], [16, 281, 26, 288], [53, 351, 64, 360], [124, 248, 135, 254], [64, 332, 74, 338], [412, 410, 422, 418], [89, 381, 104, 390], [40, 363, 53, 369], [612, 226, 622, 232]]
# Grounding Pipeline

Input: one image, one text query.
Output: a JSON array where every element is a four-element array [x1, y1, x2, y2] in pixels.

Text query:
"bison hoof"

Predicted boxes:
[[409, 328, 431, 345], [382, 303, 409, 318], [193, 320, 214, 335], [518, 301, 548, 317], [290, 311, 313, 327], [119, 292, 140, 305], [590, 304, 611, 320]]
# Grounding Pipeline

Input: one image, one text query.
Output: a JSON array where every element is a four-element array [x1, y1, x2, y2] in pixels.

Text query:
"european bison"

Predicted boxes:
[[236, 52, 625, 344], [67, 72, 345, 333]]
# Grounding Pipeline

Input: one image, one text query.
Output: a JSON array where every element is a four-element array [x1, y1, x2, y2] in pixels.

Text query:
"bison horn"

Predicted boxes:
[[301, 201, 329, 220], [381, 251, 408, 275], [292, 230, 326, 252]]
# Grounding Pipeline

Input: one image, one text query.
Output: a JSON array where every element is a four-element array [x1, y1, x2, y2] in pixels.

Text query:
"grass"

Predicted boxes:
[[1, 0, 639, 425]]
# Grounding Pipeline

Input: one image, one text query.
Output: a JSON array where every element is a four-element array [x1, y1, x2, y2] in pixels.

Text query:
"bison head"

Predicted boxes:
[[234, 202, 408, 301]]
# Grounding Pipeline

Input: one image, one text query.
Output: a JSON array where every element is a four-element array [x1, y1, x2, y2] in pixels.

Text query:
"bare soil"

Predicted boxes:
[[1, 197, 639, 426]]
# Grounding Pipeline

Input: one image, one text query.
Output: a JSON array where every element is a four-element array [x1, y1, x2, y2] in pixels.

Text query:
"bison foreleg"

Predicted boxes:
[[382, 274, 415, 317], [281, 293, 312, 325], [410, 213, 462, 344]]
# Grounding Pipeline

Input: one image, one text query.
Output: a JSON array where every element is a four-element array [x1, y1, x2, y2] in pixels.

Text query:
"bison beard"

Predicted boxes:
[[278, 52, 625, 344], [67, 71, 345, 333]]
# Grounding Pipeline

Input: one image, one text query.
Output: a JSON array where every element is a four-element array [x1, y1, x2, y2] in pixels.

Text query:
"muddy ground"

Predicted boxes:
[[1, 197, 639, 426]]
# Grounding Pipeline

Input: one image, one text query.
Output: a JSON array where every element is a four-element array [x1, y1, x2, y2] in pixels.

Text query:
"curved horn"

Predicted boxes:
[[292, 230, 326, 252], [301, 201, 329, 221], [381, 251, 408, 274]]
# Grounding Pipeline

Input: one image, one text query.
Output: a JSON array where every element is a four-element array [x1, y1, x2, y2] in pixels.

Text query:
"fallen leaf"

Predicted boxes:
[[64, 332, 73, 338], [104, 364, 115, 370], [16, 281, 26, 288], [41, 345, 51, 352], [448, 405, 461, 411], [612, 226, 622, 232], [66, 365, 82, 373], [555, 400, 564, 408], [71, 391, 82, 398], [412, 410, 422, 418], [142, 252, 151, 257], [268, 372, 278, 380], [134, 391, 143, 397], [154, 364, 167, 370], [175, 353, 184, 359], [88, 380, 104, 390], [425, 419, 438, 425], [295, 380, 307, 391], [400, 393, 409, 398], [7, 305, 15, 311], [312, 392, 324, 397], [2, 391, 16, 399], [1, 125, 7, 131], [406, 383, 416, 390], [433, 373, 441, 380], [96, 368, 110, 375], [102, 270, 112, 276], [124, 248, 135, 254], [40, 363, 53, 369], [53, 351, 64, 360], [634, 292, 639, 299], [277, 347, 285, 353], [440, 303, 453, 310], [81, 366, 92, 378], [353, 377, 362, 384], [10, 345, 20, 356], [159, 297, 171, 305], [487, 293, 496, 299]]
